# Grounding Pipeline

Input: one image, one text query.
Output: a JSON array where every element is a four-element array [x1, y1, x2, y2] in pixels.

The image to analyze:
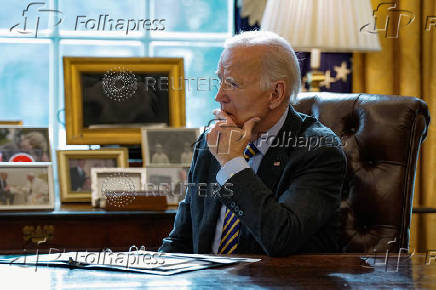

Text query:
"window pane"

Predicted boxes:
[[151, 43, 223, 128], [151, 0, 229, 33], [1, 1, 56, 37], [0, 40, 50, 126], [60, 40, 143, 56], [59, 0, 146, 36]]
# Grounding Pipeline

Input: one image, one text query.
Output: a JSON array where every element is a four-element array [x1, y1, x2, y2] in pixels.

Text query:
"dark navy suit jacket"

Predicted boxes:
[[159, 105, 347, 256]]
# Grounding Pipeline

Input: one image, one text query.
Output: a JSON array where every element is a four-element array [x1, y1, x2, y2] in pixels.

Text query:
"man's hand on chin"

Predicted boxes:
[[206, 109, 260, 166]]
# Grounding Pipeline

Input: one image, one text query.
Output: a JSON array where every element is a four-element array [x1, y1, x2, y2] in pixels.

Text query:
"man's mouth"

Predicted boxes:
[[221, 108, 233, 116]]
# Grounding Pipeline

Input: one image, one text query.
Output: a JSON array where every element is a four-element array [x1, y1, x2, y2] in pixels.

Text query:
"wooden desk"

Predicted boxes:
[[0, 204, 176, 253], [0, 254, 435, 288]]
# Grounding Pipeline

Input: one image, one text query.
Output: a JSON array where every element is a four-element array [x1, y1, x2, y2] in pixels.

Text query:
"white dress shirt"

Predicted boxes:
[[211, 107, 289, 253]]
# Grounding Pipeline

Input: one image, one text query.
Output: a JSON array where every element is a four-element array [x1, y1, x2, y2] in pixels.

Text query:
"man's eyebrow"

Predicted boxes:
[[225, 76, 239, 85]]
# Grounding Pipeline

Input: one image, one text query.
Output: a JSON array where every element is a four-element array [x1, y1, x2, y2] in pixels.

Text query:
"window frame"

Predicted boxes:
[[0, 0, 234, 205]]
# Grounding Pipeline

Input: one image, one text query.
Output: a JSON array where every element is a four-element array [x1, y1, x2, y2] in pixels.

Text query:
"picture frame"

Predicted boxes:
[[57, 149, 129, 202], [90, 167, 147, 208], [63, 57, 186, 145], [144, 165, 189, 206], [141, 128, 200, 166], [0, 126, 51, 162], [0, 121, 22, 125], [0, 162, 54, 210]]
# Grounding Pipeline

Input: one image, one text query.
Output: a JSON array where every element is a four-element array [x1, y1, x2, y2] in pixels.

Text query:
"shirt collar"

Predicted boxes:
[[253, 106, 289, 156]]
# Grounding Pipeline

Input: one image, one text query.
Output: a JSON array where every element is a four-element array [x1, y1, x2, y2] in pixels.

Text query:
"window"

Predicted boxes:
[[0, 0, 233, 200]]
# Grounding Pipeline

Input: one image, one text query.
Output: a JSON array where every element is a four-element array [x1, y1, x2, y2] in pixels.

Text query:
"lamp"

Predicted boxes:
[[261, 0, 381, 91]]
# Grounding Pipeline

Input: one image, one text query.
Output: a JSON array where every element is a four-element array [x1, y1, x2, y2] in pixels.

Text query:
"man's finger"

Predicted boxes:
[[213, 109, 236, 125], [213, 109, 226, 119], [216, 122, 239, 129], [241, 117, 261, 141], [206, 127, 219, 147]]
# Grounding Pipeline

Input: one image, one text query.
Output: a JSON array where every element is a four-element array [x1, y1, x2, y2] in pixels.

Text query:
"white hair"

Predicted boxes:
[[223, 31, 301, 104]]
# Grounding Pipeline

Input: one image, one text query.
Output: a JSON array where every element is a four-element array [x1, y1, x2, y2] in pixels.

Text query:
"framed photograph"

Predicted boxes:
[[63, 57, 186, 145], [91, 168, 147, 208], [57, 149, 129, 202], [0, 162, 54, 210], [0, 127, 51, 162], [145, 165, 189, 206], [142, 128, 200, 166]]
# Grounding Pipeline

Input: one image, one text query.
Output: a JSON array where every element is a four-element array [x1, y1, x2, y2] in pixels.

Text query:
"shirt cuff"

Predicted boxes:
[[216, 156, 250, 185]]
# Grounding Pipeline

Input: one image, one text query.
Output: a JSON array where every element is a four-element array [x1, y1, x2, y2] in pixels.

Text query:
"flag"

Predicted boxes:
[[235, 1, 352, 93]]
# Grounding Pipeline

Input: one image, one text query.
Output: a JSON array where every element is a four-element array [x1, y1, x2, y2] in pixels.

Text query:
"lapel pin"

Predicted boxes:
[[273, 161, 280, 166]]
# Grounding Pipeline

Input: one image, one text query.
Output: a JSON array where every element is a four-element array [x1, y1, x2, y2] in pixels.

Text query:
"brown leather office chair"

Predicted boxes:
[[294, 93, 430, 253]]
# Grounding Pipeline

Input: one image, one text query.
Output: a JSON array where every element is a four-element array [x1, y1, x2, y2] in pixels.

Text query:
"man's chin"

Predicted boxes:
[[230, 117, 243, 128]]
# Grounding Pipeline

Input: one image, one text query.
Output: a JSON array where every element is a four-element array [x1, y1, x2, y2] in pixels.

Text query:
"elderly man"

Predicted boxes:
[[26, 173, 49, 205], [159, 31, 346, 256]]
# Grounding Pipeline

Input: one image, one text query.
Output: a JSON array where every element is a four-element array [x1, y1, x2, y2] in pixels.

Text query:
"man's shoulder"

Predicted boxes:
[[297, 112, 337, 138], [282, 112, 345, 159], [297, 112, 342, 145]]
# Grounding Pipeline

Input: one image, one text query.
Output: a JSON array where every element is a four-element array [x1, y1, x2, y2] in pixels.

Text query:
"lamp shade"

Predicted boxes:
[[261, 0, 381, 52]]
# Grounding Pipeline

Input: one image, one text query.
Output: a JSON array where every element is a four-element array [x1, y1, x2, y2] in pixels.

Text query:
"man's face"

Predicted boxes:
[[155, 145, 163, 153], [78, 159, 86, 168], [0, 173, 7, 179], [215, 47, 272, 128]]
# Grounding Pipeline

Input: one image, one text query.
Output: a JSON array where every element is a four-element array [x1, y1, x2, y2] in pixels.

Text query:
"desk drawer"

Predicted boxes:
[[0, 214, 174, 253]]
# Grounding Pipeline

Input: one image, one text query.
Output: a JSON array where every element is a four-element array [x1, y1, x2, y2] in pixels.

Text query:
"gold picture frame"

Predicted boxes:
[[63, 57, 186, 145], [57, 149, 129, 202], [0, 121, 23, 125]]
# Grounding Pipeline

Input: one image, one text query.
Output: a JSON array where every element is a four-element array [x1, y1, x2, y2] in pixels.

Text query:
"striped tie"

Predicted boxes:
[[243, 143, 260, 162], [218, 143, 259, 254], [218, 208, 240, 254]]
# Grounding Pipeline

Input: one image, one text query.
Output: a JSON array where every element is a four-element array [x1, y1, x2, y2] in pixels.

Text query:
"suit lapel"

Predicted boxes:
[[257, 105, 303, 192], [197, 157, 222, 253]]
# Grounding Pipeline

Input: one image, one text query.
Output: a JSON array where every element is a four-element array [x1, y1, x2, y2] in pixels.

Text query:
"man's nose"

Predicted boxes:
[[215, 85, 228, 103]]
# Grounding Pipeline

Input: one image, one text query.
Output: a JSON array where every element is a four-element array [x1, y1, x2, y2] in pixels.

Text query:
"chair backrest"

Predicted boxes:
[[293, 92, 430, 253]]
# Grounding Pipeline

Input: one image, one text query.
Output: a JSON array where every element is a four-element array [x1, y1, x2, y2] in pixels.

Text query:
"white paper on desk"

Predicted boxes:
[[1, 251, 260, 275], [164, 252, 261, 264], [8, 251, 191, 270]]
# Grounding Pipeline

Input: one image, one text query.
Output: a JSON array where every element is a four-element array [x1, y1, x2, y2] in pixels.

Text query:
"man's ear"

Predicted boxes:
[[268, 80, 286, 110]]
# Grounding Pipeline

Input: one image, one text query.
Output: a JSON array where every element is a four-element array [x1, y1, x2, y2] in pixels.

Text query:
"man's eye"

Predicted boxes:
[[224, 78, 239, 88]]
